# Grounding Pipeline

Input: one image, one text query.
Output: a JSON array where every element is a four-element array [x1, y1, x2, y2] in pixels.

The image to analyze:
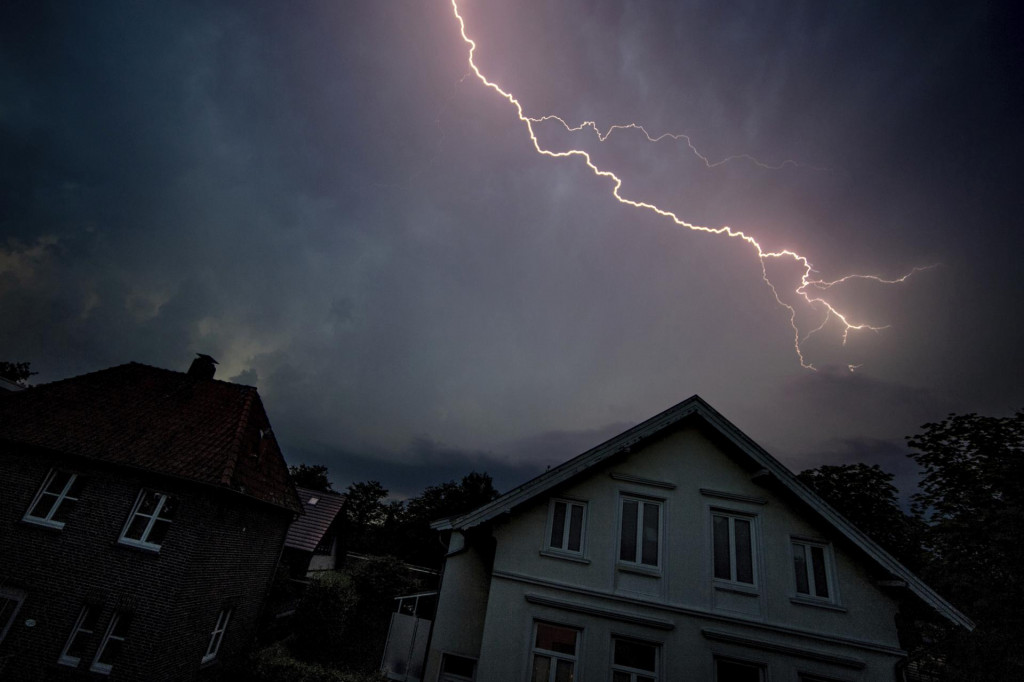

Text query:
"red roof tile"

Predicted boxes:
[[0, 362, 302, 514], [284, 486, 347, 552]]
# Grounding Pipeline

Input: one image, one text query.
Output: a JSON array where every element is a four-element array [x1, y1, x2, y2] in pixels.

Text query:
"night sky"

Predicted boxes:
[[3, 1, 1022, 498]]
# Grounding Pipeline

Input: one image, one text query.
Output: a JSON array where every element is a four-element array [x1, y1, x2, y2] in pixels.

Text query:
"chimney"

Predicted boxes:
[[187, 353, 218, 380]]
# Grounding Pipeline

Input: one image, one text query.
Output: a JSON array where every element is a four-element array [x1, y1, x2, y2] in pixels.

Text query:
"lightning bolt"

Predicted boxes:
[[449, 0, 931, 370]]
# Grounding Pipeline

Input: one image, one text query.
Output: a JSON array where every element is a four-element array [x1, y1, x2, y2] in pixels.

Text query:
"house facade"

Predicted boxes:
[[425, 396, 970, 682], [0, 359, 302, 680]]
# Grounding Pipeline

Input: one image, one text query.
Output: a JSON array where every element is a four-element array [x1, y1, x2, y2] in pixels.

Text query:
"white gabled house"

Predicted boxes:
[[423, 396, 971, 682]]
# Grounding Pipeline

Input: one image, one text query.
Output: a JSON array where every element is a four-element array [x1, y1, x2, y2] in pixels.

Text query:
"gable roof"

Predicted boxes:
[[0, 362, 302, 514], [285, 486, 347, 552], [436, 395, 973, 630]]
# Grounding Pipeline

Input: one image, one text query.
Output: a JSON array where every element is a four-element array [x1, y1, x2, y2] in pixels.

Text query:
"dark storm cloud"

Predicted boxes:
[[2, 1, 1022, 496]]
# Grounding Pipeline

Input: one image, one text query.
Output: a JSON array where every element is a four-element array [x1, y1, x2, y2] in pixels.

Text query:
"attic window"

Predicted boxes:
[[308, 497, 320, 506]]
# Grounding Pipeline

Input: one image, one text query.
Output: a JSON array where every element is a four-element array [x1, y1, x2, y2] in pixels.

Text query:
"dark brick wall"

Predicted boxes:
[[0, 448, 292, 681]]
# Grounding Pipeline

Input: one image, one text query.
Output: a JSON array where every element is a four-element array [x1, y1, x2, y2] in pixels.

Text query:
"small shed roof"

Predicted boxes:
[[285, 486, 347, 552]]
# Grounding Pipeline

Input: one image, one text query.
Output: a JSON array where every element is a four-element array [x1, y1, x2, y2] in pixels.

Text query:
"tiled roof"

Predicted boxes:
[[0, 362, 302, 514], [284, 486, 347, 552]]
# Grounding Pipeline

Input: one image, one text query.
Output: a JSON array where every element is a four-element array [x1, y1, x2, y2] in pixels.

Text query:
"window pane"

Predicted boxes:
[[713, 515, 730, 579], [620, 500, 638, 562], [535, 623, 577, 654], [52, 497, 77, 524], [550, 502, 567, 549], [157, 495, 177, 520], [97, 636, 123, 665], [146, 519, 172, 546], [124, 515, 150, 540], [567, 504, 583, 552], [554, 658, 574, 682], [46, 471, 73, 494], [792, 544, 809, 594], [734, 519, 753, 584], [29, 494, 58, 520], [641, 503, 659, 566], [67, 475, 85, 498], [137, 492, 159, 516], [811, 546, 829, 598], [613, 673, 631, 682], [531, 654, 551, 682], [111, 613, 132, 637], [615, 638, 656, 671]]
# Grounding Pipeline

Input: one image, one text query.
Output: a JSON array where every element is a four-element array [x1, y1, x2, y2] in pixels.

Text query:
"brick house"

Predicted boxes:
[[0, 358, 302, 680]]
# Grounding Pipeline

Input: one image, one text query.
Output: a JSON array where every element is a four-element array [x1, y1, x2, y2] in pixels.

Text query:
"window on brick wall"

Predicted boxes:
[[90, 612, 131, 675], [202, 608, 231, 663], [23, 469, 83, 529], [59, 605, 99, 667], [0, 587, 26, 645], [118, 489, 177, 550]]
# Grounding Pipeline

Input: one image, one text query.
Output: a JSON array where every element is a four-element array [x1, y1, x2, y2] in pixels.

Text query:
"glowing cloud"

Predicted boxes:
[[449, 0, 931, 370]]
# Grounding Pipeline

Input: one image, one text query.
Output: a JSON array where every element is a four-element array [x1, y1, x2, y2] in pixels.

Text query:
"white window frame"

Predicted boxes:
[[791, 538, 838, 603], [118, 489, 176, 550], [202, 608, 232, 663], [0, 587, 26, 645], [711, 510, 758, 588], [545, 498, 587, 556], [618, 495, 663, 569], [611, 636, 659, 681], [23, 469, 82, 529], [90, 613, 129, 675], [530, 621, 580, 682], [58, 605, 98, 667]]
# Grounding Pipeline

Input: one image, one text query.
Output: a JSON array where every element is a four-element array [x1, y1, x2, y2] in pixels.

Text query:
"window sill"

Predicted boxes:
[[790, 596, 847, 613], [20, 517, 65, 531], [115, 539, 161, 555], [713, 582, 759, 597], [539, 549, 590, 564], [617, 562, 661, 577]]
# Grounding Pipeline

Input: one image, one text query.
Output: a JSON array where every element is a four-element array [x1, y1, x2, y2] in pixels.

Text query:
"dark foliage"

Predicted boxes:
[[797, 463, 926, 570], [0, 361, 35, 385], [290, 464, 334, 493], [906, 411, 1024, 681], [289, 558, 414, 673], [397, 472, 500, 568]]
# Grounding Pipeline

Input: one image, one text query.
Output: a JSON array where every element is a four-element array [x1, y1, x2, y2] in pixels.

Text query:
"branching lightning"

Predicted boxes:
[[449, 0, 932, 370]]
